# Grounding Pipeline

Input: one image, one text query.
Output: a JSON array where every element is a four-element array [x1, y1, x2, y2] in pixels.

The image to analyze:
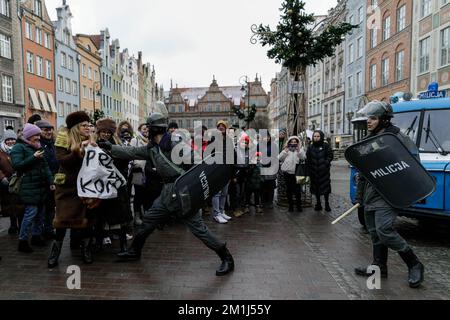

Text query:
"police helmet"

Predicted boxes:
[[357, 100, 394, 121], [146, 113, 168, 129]]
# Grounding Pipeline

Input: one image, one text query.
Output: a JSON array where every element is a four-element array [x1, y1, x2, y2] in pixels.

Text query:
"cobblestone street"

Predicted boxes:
[[0, 161, 449, 300]]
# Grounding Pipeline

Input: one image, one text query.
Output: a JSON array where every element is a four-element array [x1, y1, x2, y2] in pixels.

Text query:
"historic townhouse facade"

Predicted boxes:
[[321, 1, 347, 148], [411, 0, 450, 97], [53, 1, 79, 129], [166, 77, 244, 131], [20, 0, 57, 126], [121, 48, 139, 129], [111, 39, 122, 124], [89, 29, 113, 119], [0, 0, 25, 132], [75, 34, 101, 115], [344, 0, 367, 132], [365, 0, 413, 102]]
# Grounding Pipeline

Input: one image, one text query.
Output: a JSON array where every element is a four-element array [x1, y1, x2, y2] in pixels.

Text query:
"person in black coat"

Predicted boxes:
[[306, 130, 334, 212]]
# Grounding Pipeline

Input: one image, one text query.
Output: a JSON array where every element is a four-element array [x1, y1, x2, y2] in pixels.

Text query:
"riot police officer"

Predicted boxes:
[[354, 100, 425, 288], [98, 105, 234, 276]]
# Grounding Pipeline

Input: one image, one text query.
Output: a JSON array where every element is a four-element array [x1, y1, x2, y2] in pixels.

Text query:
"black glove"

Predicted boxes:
[[98, 140, 112, 151]]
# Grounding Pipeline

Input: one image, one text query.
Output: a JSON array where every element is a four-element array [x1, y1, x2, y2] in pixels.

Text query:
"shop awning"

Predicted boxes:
[[28, 88, 42, 110], [47, 93, 57, 113], [38, 90, 51, 112]]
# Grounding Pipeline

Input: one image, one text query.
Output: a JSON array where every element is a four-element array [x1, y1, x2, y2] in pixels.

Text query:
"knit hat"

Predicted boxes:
[[2, 130, 17, 142], [279, 128, 287, 135], [96, 118, 117, 134], [35, 120, 54, 129], [66, 111, 91, 130], [22, 123, 41, 140], [27, 114, 42, 124], [217, 120, 228, 129]]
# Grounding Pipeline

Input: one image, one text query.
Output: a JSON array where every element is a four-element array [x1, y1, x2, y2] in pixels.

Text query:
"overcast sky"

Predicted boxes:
[[46, 0, 337, 92]]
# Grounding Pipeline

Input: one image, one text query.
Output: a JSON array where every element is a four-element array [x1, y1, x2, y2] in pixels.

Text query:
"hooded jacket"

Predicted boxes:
[[278, 136, 306, 174]]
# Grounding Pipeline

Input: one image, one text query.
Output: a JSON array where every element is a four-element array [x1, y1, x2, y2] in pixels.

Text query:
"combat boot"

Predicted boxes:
[[116, 238, 143, 261], [355, 245, 388, 278], [48, 241, 63, 268], [81, 238, 93, 264], [215, 245, 234, 276], [398, 248, 424, 288]]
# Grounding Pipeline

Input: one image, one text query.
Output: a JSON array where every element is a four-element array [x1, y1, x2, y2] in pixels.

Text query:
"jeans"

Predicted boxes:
[[212, 182, 230, 217], [19, 205, 44, 241]]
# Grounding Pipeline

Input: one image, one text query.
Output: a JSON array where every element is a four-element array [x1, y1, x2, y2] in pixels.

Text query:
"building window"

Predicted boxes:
[[358, 6, 364, 24], [72, 81, 78, 96], [0, 33, 11, 59], [35, 27, 42, 45], [370, 64, 377, 90], [395, 50, 405, 81], [44, 33, 50, 49], [421, 0, 432, 18], [45, 60, 51, 80], [370, 28, 377, 48], [88, 67, 92, 80], [443, 0, 450, 5], [348, 15, 354, 25], [0, 0, 10, 17], [381, 58, 389, 86], [419, 37, 430, 73], [26, 52, 34, 73], [34, 0, 42, 17], [348, 75, 353, 98], [397, 5, 406, 32], [356, 71, 363, 95], [348, 43, 354, 65], [58, 101, 64, 116], [371, 0, 378, 9], [357, 37, 363, 58], [61, 52, 67, 68], [83, 85, 87, 99], [81, 64, 86, 77], [63, 30, 70, 46], [65, 78, 70, 94], [2, 75, 13, 103], [383, 16, 391, 41], [68, 56, 74, 71], [25, 22, 33, 40], [65, 103, 71, 117], [440, 27, 450, 66], [36, 56, 43, 77], [57, 76, 63, 91], [94, 70, 98, 81]]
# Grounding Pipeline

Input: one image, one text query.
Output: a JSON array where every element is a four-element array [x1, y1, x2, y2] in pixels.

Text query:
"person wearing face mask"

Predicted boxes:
[[10, 124, 55, 253], [278, 136, 306, 213], [353, 101, 425, 289], [306, 130, 334, 212], [0, 130, 23, 235], [35, 121, 59, 240]]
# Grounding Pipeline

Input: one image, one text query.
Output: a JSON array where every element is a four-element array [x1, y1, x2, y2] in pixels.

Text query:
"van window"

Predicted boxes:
[[393, 111, 421, 144], [419, 110, 450, 153]]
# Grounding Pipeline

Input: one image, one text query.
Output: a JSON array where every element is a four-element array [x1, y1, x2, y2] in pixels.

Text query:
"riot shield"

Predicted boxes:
[[345, 133, 436, 209], [173, 152, 234, 218]]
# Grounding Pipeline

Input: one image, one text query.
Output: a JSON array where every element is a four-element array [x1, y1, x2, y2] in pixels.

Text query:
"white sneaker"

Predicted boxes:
[[214, 214, 228, 224], [221, 212, 232, 221], [126, 234, 133, 241], [103, 237, 112, 245]]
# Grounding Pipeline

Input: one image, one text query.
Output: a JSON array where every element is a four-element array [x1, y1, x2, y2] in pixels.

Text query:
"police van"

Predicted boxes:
[[350, 84, 450, 225]]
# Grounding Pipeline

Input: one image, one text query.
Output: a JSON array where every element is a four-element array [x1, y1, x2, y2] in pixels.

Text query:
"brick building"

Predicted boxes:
[[365, 0, 413, 103], [75, 34, 101, 116], [20, 0, 57, 126]]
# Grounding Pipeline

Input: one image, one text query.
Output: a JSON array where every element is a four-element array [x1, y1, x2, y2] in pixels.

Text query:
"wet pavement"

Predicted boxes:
[[0, 160, 449, 300]]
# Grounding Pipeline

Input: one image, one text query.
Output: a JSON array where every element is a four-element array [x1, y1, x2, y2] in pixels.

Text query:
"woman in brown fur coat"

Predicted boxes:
[[47, 111, 97, 268]]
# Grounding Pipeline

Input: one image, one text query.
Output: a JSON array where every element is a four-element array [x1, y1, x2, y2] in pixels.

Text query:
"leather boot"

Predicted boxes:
[[18, 240, 33, 253], [325, 202, 332, 212], [314, 203, 323, 211], [355, 245, 388, 278], [398, 248, 424, 288], [81, 239, 93, 264], [48, 241, 63, 268], [116, 238, 142, 261], [215, 245, 235, 276], [118, 232, 128, 254]]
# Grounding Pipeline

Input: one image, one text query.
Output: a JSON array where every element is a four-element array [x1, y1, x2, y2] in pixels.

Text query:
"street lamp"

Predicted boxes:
[[93, 81, 102, 118], [239, 75, 250, 130]]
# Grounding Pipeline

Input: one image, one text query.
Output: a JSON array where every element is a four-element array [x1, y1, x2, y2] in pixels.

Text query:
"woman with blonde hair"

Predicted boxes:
[[48, 111, 97, 268]]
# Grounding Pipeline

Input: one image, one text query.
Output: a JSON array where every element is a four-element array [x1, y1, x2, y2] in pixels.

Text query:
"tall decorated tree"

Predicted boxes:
[[253, 0, 356, 136]]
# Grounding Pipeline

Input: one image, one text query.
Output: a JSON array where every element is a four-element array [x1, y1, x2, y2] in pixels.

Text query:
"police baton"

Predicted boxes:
[[331, 204, 361, 225]]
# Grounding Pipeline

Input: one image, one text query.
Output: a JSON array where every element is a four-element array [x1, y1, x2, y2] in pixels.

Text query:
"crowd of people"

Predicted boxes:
[[0, 110, 335, 271]]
